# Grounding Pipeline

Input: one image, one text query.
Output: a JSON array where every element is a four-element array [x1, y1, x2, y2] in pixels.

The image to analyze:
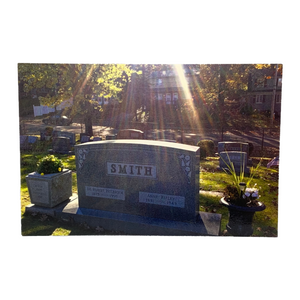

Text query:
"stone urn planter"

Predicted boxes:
[[26, 169, 72, 208], [26, 154, 72, 208], [220, 197, 266, 236]]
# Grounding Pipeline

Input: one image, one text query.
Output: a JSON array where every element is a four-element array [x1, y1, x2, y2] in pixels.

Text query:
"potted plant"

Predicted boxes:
[[219, 153, 266, 236], [26, 155, 72, 208]]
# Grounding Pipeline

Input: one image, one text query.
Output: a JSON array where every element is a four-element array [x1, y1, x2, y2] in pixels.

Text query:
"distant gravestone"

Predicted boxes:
[[53, 130, 76, 145], [219, 151, 249, 174], [20, 135, 38, 150], [218, 142, 249, 156], [117, 129, 144, 139], [80, 134, 90, 143], [106, 135, 116, 140], [20, 135, 29, 150], [27, 136, 38, 144], [50, 137, 72, 154], [67, 140, 221, 235], [91, 136, 102, 141]]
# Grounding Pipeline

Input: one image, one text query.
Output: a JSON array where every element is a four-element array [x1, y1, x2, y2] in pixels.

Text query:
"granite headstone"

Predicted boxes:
[[117, 129, 144, 139], [219, 151, 249, 174], [75, 140, 199, 222], [53, 130, 76, 145], [218, 142, 249, 156], [51, 137, 72, 154]]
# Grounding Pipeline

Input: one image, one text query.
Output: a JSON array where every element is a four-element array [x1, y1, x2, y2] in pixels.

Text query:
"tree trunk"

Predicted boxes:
[[218, 64, 226, 130], [84, 115, 93, 136], [270, 64, 278, 127]]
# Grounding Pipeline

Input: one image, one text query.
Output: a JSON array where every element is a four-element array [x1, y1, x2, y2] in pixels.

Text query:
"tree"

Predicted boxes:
[[18, 63, 133, 135], [121, 64, 160, 123]]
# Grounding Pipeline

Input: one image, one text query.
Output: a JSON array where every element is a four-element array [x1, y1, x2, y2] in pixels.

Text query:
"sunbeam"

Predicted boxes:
[[173, 64, 204, 134]]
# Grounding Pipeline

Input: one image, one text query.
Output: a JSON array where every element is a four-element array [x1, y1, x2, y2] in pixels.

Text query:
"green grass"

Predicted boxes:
[[20, 142, 279, 236], [199, 157, 278, 236]]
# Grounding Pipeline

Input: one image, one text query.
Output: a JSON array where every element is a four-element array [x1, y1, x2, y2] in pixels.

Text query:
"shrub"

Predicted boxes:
[[45, 127, 53, 136], [197, 140, 215, 159], [240, 104, 254, 116], [36, 155, 64, 175]]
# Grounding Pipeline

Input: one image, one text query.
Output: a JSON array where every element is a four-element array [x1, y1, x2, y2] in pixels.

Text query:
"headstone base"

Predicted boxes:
[[25, 195, 221, 236]]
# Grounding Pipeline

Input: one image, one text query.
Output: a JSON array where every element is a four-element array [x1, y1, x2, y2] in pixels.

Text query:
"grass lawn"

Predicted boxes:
[[20, 141, 279, 237], [200, 157, 278, 237]]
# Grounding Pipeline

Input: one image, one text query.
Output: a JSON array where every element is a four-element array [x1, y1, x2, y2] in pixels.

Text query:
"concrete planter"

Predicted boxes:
[[26, 169, 72, 208]]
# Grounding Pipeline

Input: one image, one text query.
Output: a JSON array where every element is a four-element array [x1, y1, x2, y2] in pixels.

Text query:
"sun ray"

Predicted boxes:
[[172, 64, 204, 135]]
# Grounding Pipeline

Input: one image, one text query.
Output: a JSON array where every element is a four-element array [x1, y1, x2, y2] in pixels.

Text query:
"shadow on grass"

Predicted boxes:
[[21, 214, 118, 236]]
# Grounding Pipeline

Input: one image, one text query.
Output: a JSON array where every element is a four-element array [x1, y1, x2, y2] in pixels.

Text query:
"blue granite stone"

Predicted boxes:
[[53, 130, 76, 145], [75, 140, 200, 222]]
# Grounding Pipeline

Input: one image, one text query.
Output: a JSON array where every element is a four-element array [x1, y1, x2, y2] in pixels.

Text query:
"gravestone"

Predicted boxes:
[[117, 129, 144, 139], [80, 134, 90, 143], [20, 135, 38, 150], [53, 130, 76, 145], [28, 136, 38, 144], [91, 136, 102, 141], [219, 151, 249, 174], [218, 142, 249, 156], [106, 135, 117, 140], [60, 140, 222, 235], [20, 135, 29, 150], [49, 137, 72, 154]]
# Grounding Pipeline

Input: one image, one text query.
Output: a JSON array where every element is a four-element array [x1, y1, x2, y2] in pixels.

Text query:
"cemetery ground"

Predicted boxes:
[[20, 137, 279, 236]]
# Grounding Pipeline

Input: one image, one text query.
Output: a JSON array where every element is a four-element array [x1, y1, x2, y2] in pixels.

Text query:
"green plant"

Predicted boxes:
[[221, 152, 262, 207], [36, 155, 64, 175], [197, 140, 215, 159], [45, 127, 53, 136]]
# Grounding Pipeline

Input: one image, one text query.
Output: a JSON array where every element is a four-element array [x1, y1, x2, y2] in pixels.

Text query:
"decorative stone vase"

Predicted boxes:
[[220, 197, 266, 236], [26, 169, 72, 208]]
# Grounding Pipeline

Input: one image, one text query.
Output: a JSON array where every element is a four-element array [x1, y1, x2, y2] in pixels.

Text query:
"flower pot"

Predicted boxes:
[[220, 197, 266, 236], [26, 169, 72, 208]]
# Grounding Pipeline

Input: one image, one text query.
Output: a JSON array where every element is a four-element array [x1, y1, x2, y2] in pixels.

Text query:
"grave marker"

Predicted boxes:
[[219, 151, 249, 174], [117, 129, 144, 139], [75, 140, 199, 221], [49, 137, 72, 154], [20, 135, 28, 150], [20, 135, 38, 150], [53, 130, 76, 145], [218, 142, 249, 156]]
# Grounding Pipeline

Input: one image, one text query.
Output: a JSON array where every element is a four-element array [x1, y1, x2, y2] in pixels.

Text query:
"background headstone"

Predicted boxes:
[[51, 137, 72, 154], [20, 135, 29, 150], [218, 141, 249, 156], [80, 133, 90, 143], [106, 135, 116, 140], [117, 129, 144, 139], [91, 136, 102, 141], [53, 130, 76, 145], [219, 151, 249, 173]]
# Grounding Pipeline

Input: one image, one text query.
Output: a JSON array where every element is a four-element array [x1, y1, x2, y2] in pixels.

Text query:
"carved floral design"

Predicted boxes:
[[179, 154, 191, 183], [78, 148, 89, 169]]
